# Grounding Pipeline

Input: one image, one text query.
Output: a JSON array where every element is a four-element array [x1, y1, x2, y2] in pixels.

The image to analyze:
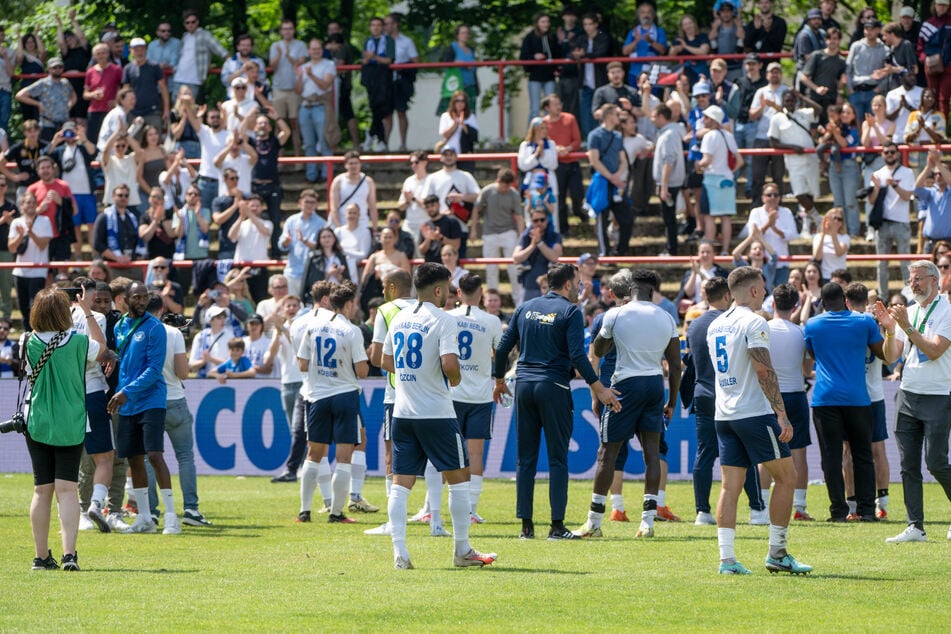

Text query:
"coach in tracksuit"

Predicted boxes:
[[493, 263, 620, 541]]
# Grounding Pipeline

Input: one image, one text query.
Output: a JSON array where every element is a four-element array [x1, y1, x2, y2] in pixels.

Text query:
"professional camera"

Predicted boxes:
[[162, 312, 192, 335], [855, 186, 874, 201], [0, 411, 26, 434]]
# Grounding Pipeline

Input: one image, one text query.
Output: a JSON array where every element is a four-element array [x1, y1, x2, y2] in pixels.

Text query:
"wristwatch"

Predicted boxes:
[[904, 326, 915, 335]]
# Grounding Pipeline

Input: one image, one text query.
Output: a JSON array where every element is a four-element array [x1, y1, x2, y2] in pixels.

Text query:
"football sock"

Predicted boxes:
[[133, 488, 150, 519], [317, 458, 332, 507], [388, 485, 410, 560], [846, 496, 857, 515], [160, 488, 176, 516], [331, 463, 351, 516], [448, 482, 472, 556], [385, 474, 392, 499], [610, 494, 625, 513], [642, 494, 658, 528], [91, 483, 108, 510], [469, 474, 483, 514], [761, 488, 771, 507], [126, 477, 136, 506], [793, 488, 807, 511], [300, 460, 319, 512], [768, 524, 788, 559], [718, 527, 736, 563], [589, 493, 606, 529], [657, 489, 667, 508], [424, 462, 442, 525], [876, 490, 889, 511], [350, 451, 366, 501]]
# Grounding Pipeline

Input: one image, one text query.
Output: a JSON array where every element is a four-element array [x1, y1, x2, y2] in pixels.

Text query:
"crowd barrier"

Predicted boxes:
[[0, 378, 916, 483]]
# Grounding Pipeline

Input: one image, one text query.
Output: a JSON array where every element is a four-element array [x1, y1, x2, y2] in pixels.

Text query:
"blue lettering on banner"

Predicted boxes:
[[241, 387, 292, 471], [195, 386, 239, 470]]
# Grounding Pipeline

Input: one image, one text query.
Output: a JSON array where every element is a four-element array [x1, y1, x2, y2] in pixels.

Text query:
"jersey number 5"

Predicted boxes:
[[715, 335, 729, 373]]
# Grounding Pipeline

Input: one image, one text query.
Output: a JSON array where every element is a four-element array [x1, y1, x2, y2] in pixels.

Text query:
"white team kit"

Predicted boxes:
[[448, 305, 502, 404], [599, 301, 678, 383], [371, 298, 417, 405], [298, 312, 367, 401], [767, 318, 806, 394], [383, 302, 458, 419], [707, 305, 774, 421]]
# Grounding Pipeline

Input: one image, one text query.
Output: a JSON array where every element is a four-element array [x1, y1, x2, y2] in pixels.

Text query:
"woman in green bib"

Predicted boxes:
[[23, 288, 100, 572]]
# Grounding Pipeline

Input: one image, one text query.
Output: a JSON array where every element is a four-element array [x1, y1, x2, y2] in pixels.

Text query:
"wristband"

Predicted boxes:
[[904, 326, 915, 335]]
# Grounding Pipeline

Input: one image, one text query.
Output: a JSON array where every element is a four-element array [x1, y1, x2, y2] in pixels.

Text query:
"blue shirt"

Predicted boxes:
[[686, 308, 723, 400], [114, 313, 167, 415], [147, 38, 182, 69], [623, 24, 667, 84], [494, 291, 600, 385], [280, 212, 326, 278], [804, 310, 882, 406], [217, 356, 252, 374], [587, 125, 623, 174], [915, 185, 951, 239], [590, 310, 617, 386]]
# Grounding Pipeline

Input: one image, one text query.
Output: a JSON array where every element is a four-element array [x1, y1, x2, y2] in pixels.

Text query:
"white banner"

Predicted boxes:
[[0, 378, 915, 482]]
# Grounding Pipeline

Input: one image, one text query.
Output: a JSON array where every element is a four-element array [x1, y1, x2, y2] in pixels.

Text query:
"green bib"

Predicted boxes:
[[26, 333, 88, 446]]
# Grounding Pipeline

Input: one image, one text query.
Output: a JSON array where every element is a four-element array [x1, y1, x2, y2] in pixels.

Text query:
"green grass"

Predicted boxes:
[[1, 474, 949, 632]]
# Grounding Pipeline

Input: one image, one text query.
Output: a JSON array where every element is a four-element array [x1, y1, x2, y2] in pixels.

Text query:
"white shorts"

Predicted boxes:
[[787, 156, 820, 200]]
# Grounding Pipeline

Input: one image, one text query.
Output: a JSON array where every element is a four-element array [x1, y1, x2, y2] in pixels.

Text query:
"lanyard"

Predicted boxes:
[[913, 298, 940, 334]]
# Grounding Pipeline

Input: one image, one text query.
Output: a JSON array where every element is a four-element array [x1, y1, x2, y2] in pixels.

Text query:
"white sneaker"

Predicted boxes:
[[947, 524, 951, 541], [88, 505, 110, 532], [364, 522, 391, 536], [409, 509, 431, 523], [78, 513, 95, 531], [470, 512, 485, 524], [885, 525, 927, 543], [430, 523, 452, 537], [866, 229, 876, 242], [107, 513, 133, 533], [163, 513, 182, 535], [695, 511, 716, 525], [394, 554, 414, 570], [749, 509, 770, 525], [130, 516, 157, 534]]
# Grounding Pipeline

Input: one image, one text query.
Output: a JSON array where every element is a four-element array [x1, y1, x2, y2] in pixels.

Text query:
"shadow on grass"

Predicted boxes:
[[469, 566, 590, 575], [92, 568, 201, 574], [806, 573, 906, 581]]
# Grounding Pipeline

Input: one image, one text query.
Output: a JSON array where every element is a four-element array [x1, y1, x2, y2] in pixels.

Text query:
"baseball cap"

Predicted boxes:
[[577, 253, 597, 266], [440, 145, 457, 155], [692, 81, 712, 96], [864, 19, 883, 28], [767, 61, 783, 72], [247, 313, 264, 324], [130, 37, 147, 48], [703, 105, 725, 122], [231, 76, 248, 88], [206, 305, 228, 320], [936, 0, 949, 6], [744, 53, 761, 64], [807, 8, 823, 19], [900, 6, 916, 16], [47, 57, 64, 69]]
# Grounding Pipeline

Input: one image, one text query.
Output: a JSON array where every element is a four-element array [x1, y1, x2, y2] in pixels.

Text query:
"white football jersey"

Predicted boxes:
[[298, 312, 367, 401], [448, 304, 502, 403], [599, 301, 678, 384], [707, 305, 774, 421], [768, 318, 806, 393], [371, 298, 416, 404], [70, 306, 109, 394], [383, 301, 458, 419]]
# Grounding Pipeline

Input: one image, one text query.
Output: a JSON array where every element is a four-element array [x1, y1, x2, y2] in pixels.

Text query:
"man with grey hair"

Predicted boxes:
[[256, 273, 289, 333], [876, 259, 951, 543]]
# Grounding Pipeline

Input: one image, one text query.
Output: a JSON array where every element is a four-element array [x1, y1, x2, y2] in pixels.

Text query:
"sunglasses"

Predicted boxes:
[[531, 218, 547, 224], [225, 176, 238, 181], [883, 150, 897, 155], [114, 193, 129, 198], [185, 19, 198, 24], [763, 192, 780, 197], [940, 264, 951, 270], [153, 265, 168, 270], [0, 325, 9, 330], [234, 86, 247, 90]]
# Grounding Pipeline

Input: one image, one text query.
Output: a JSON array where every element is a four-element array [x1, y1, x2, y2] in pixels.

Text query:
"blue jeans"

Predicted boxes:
[[849, 90, 876, 126], [579, 86, 595, 139], [146, 398, 199, 514], [828, 158, 862, 236], [197, 176, 219, 219], [876, 220, 911, 295], [734, 121, 757, 193], [528, 80, 555, 127], [0, 90, 11, 133], [177, 140, 201, 160], [298, 103, 327, 182]]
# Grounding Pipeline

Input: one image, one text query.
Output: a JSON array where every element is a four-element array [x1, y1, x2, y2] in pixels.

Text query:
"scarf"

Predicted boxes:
[[104, 205, 146, 257], [366, 36, 387, 60]]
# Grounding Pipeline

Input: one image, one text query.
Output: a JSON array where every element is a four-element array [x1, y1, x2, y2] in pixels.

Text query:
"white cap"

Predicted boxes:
[[206, 305, 228, 320], [702, 105, 725, 122], [129, 37, 147, 48], [900, 6, 916, 17], [231, 76, 248, 88]]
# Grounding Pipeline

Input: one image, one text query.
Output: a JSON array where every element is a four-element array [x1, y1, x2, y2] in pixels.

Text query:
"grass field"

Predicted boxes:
[[1, 474, 949, 632]]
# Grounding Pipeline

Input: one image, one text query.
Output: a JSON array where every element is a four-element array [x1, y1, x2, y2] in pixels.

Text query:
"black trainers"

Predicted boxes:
[[547, 526, 579, 541], [328, 513, 356, 524], [271, 472, 297, 483], [31, 550, 59, 571], [519, 527, 535, 540], [62, 552, 80, 572], [296, 511, 311, 523], [182, 509, 214, 527]]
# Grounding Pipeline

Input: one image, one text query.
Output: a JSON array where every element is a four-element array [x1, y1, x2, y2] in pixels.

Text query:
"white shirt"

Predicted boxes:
[[751, 84, 788, 138], [707, 305, 774, 420], [11, 215, 52, 278], [332, 173, 372, 228], [244, 334, 273, 378], [424, 168, 480, 216], [372, 298, 417, 404], [768, 108, 817, 172], [163, 324, 187, 401], [189, 326, 231, 376], [173, 33, 199, 85], [96, 106, 128, 154], [811, 233, 851, 280], [334, 225, 371, 282], [699, 129, 739, 177], [872, 163, 915, 223], [885, 85, 923, 144], [897, 295, 951, 395], [233, 217, 273, 263], [399, 173, 429, 239], [218, 151, 253, 196], [269, 39, 308, 91], [768, 318, 806, 393], [383, 301, 458, 419], [393, 32, 419, 65], [746, 205, 798, 264], [299, 59, 335, 99], [437, 112, 479, 154], [198, 125, 230, 179], [59, 144, 91, 195], [600, 301, 678, 384], [70, 307, 109, 394], [222, 96, 259, 134], [298, 312, 367, 401], [287, 307, 333, 382], [858, 311, 885, 402], [449, 305, 502, 403]]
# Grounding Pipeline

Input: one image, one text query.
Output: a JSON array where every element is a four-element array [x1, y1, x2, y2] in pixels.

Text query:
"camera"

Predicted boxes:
[[0, 411, 26, 434], [162, 312, 192, 337], [208, 290, 222, 301], [60, 287, 83, 301], [856, 186, 874, 201]]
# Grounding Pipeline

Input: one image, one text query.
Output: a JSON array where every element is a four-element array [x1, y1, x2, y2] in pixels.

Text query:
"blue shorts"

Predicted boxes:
[[382, 403, 394, 442], [393, 76, 415, 112], [782, 391, 812, 450], [392, 416, 468, 476], [716, 414, 791, 469], [453, 401, 493, 440], [306, 390, 361, 445], [600, 375, 664, 443], [84, 390, 114, 455], [72, 194, 98, 226], [116, 408, 166, 458], [870, 399, 887, 442]]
